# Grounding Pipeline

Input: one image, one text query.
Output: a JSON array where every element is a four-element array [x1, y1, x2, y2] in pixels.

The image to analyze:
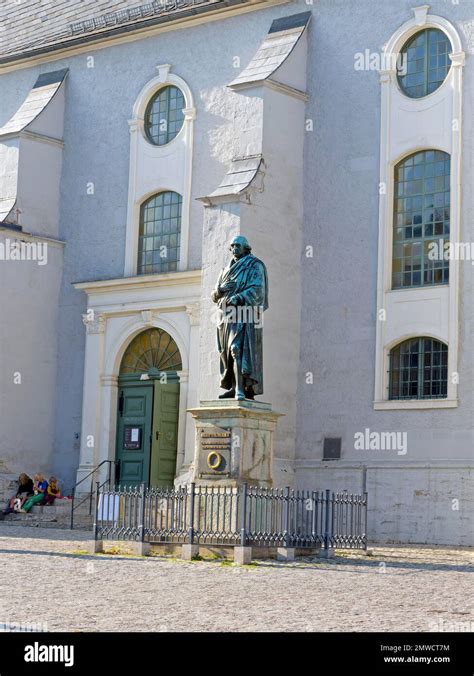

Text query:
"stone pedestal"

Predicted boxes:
[[129, 542, 151, 556], [187, 400, 283, 486], [234, 546, 253, 564], [181, 544, 200, 560], [87, 540, 104, 554], [277, 547, 295, 562]]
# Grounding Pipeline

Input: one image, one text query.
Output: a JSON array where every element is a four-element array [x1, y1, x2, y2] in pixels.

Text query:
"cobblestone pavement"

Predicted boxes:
[[0, 525, 472, 632]]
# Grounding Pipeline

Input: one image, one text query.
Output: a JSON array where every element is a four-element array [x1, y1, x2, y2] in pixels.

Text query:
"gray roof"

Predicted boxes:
[[229, 11, 311, 88], [0, 69, 68, 136], [0, 0, 239, 63], [199, 155, 263, 202]]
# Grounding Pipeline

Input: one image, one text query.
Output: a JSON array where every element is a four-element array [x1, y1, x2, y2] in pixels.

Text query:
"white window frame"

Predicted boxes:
[[124, 64, 195, 277], [374, 6, 464, 410]]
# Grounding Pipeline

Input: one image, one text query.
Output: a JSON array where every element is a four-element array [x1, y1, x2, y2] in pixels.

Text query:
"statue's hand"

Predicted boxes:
[[219, 280, 236, 294], [211, 289, 220, 303]]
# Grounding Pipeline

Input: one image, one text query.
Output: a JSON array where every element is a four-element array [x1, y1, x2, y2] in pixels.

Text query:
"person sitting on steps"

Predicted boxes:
[[43, 476, 62, 505], [3, 473, 34, 514]]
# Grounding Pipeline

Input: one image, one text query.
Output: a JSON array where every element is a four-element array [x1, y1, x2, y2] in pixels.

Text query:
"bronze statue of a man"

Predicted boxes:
[[211, 236, 268, 401]]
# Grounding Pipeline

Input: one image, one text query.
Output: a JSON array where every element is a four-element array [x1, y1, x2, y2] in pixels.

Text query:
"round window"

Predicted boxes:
[[144, 85, 185, 146], [397, 29, 451, 99]]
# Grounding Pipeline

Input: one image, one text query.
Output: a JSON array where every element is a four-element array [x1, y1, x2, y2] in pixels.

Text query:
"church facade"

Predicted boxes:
[[0, 0, 473, 546]]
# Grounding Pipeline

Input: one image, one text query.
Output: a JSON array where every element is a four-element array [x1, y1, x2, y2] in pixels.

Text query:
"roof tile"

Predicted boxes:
[[0, 0, 218, 61]]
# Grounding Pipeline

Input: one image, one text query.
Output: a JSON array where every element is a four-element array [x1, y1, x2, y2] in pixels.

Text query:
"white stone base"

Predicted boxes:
[[318, 548, 336, 559], [277, 547, 295, 561], [129, 541, 151, 556], [181, 544, 199, 560], [234, 546, 252, 564], [87, 540, 104, 554]]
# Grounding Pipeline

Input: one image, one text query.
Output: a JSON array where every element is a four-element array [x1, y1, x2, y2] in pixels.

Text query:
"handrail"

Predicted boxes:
[[70, 460, 116, 530], [73, 460, 113, 492]]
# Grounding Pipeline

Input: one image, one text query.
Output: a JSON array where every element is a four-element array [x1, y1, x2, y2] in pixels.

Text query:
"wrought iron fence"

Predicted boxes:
[[94, 483, 368, 551]]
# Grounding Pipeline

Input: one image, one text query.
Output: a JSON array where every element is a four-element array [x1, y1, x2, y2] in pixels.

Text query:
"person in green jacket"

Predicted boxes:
[[20, 474, 48, 513]]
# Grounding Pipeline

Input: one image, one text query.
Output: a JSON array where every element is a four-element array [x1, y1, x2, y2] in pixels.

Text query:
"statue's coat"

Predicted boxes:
[[214, 253, 268, 395]]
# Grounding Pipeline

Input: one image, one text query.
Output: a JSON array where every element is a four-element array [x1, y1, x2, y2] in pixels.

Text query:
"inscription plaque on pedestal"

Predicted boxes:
[[199, 426, 232, 477]]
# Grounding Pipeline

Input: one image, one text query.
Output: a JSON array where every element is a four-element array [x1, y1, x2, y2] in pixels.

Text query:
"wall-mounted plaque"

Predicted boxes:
[[124, 425, 142, 450], [200, 427, 231, 473]]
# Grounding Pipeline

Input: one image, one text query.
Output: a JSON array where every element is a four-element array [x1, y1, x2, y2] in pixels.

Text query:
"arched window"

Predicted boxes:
[[144, 85, 185, 146], [389, 337, 447, 400], [397, 29, 451, 98], [120, 328, 182, 375], [138, 191, 182, 275], [392, 150, 450, 289]]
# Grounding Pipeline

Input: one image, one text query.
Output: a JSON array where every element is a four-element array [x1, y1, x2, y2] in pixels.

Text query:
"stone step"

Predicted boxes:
[[4, 511, 57, 523], [3, 511, 94, 530], [2, 519, 94, 531], [2, 497, 95, 530], [31, 501, 72, 516]]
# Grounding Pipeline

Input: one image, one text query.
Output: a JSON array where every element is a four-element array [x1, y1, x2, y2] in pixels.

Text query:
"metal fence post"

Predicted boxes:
[[70, 486, 75, 531], [89, 475, 94, 516], [284, 486, 291, 548], [240, 482, 248, 547], [138, 483, 146, 543], [364, 491, 368, 551], [188, 482, 195, 545], [311, 490, 317, 543], [324, 489, 331, 552], [93, 481, 100, 541]]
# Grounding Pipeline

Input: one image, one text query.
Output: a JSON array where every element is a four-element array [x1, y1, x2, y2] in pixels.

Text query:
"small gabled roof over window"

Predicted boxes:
[[0, 69, 68, 137], [229, 11, 311, 89], [199, 155, 264, 204], [0, 68, 68, 230]]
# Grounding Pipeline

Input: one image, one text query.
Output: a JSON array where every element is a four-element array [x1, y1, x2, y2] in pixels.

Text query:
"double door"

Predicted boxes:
[[116, 380, 179, 488]]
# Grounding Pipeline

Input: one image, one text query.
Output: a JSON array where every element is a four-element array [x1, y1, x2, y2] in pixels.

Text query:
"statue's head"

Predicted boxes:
[[230, 235, 251, 260]]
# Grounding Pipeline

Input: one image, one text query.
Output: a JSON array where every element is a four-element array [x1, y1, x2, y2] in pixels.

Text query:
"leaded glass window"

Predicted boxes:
[[120, 328, 182, 375], [389, 338, 448, 400], [392, 150, 450, 289], [144, 85, 185, 146], [138, 191, 182, 275], [397, 29, 451, 98]]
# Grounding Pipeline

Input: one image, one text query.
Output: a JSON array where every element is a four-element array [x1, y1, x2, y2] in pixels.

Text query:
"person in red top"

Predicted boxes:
[[43, 476, 62, 505]]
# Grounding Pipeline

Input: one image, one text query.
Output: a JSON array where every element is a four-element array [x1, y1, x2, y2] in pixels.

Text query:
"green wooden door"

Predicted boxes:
[[150, 380, 180, 488], [116, 384, 153, 487]]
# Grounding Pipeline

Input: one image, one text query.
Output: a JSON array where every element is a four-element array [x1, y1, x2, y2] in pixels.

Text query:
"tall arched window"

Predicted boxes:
[[397, 29, 452, 98], [392, 150, 450, 289], [389, 337, 448, 400], [137, 191, 182, 275]]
